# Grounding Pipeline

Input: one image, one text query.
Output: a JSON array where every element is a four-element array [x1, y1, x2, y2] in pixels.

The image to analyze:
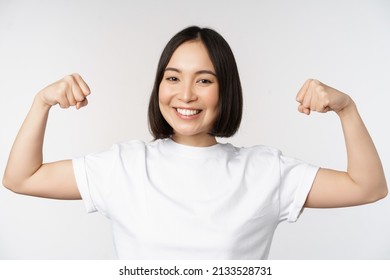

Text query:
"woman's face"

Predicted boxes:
[[159, 41, 219, 146]]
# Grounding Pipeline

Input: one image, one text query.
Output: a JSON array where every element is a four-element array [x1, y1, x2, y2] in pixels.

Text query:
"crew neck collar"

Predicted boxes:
[[159, 138, 224, 159]]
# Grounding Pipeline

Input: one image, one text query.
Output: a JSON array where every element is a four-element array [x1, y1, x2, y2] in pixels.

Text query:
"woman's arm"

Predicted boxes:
[[296, 79, 387, 208], [2, 74, 90, 199]]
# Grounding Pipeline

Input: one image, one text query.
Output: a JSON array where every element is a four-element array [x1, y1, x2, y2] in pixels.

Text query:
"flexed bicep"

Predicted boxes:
[[20, 160, 81, 199]]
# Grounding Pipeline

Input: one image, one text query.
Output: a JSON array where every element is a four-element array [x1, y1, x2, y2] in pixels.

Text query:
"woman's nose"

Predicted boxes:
[[178, 83, 197, 103]]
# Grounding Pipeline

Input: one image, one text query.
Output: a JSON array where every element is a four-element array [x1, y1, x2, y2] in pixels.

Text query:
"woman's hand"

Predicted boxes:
[[296, 79, 353, 117], [37, 73, 90, 110]]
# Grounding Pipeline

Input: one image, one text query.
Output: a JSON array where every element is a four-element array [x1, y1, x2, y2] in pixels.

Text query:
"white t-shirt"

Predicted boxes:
[[72, 138, 319, 259]]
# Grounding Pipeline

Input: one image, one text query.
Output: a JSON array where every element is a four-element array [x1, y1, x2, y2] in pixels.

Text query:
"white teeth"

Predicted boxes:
[[176, 108, 200, 116]]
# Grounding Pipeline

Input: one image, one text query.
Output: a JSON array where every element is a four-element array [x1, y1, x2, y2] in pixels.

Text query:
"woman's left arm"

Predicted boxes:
[[296, 79, 387, 208]]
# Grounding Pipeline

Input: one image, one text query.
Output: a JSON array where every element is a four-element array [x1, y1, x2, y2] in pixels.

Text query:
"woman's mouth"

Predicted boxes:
[[176, 108, 201, 116]]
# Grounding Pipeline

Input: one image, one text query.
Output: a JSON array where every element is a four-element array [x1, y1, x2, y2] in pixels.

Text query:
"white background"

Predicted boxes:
[[0, 0, 389, 259]]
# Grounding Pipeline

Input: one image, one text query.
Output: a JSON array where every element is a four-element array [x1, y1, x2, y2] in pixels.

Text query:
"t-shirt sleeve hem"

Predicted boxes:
[[287, 165, 320, 223], [72, 157, 97, 213]]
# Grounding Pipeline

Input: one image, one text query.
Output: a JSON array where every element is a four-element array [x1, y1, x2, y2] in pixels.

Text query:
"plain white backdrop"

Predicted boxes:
[[0, 0, 389, 259]]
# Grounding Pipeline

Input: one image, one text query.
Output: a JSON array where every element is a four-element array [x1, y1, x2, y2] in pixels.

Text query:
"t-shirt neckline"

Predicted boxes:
[[159, 138, 225, 159]]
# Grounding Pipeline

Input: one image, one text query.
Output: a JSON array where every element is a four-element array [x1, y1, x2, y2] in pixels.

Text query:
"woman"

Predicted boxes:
[[2, 26, 387, 259]]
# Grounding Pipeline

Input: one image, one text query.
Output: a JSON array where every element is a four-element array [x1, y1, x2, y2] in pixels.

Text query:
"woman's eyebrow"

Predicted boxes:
[[164, 67, 217, 77]]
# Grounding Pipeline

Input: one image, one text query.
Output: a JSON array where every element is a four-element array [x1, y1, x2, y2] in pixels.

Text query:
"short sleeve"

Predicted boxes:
[[72, 146, 116, 215], [278, 153, 319, 223]]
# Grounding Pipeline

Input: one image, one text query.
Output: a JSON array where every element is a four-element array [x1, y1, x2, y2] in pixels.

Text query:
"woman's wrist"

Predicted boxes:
[[336, 97, 357, 120], [33, 92, 52, 112]]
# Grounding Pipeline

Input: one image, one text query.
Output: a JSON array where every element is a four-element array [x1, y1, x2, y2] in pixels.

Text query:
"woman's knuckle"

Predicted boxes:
[[72, 73, 81, 79], [63, 75, 75, 84]]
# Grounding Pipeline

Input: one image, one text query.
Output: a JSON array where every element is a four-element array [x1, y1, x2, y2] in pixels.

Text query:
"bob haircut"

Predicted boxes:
[[148, 26, 243, 139]]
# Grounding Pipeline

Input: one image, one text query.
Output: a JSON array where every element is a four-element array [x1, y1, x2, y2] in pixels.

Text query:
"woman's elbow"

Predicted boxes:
[[2, 174, 11, 190], [378, 182, 388, 200], [366, 181, 388, 204], [2, 174, 23, 194], [3, 176, 14, 192]]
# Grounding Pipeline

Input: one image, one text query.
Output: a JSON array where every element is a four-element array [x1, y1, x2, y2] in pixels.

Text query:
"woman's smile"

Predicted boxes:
[[175, 108, 201, 117]]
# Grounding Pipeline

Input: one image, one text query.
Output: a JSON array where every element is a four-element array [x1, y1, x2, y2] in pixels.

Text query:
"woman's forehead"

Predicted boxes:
[[167, 41, 215, 73]]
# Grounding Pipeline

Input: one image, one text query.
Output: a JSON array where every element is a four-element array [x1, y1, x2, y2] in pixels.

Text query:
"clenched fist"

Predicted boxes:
[[37, 73, 90, 110], [296, 79, 353, 116]]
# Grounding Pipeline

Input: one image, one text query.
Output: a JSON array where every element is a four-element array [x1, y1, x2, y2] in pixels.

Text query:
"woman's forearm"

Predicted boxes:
[[338, 101, 387, 199], [3, 96, 51, 191]]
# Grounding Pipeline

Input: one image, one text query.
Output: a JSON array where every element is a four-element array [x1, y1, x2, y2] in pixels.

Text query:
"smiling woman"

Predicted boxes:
[[2, 25, 387, 260], [158, 41, 220, 146], [148, 26, 243, 142]]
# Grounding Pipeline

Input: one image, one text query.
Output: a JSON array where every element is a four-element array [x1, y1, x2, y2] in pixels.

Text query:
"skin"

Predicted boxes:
[[2, 44, 387, 207]]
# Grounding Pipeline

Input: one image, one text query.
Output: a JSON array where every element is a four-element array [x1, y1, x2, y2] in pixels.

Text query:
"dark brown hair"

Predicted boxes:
[[148, 26, 243, 139]]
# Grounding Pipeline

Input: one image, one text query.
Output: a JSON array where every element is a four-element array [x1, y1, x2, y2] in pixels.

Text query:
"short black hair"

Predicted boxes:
[[148, 26, 243, 139]]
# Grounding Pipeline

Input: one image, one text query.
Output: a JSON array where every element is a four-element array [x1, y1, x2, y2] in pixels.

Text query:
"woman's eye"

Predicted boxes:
[[166, 77, 178, 82], [198, 79, 212, 84]]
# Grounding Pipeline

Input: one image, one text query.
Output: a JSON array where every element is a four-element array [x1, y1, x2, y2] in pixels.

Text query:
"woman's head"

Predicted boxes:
[[148, 26, 243, 140]]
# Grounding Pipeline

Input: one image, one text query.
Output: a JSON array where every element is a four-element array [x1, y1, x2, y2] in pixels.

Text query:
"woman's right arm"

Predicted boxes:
[[2, 74, 90, 199]]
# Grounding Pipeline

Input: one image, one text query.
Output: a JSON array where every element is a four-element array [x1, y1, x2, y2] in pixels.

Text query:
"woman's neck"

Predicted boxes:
[[171, 134, 217, 147]]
